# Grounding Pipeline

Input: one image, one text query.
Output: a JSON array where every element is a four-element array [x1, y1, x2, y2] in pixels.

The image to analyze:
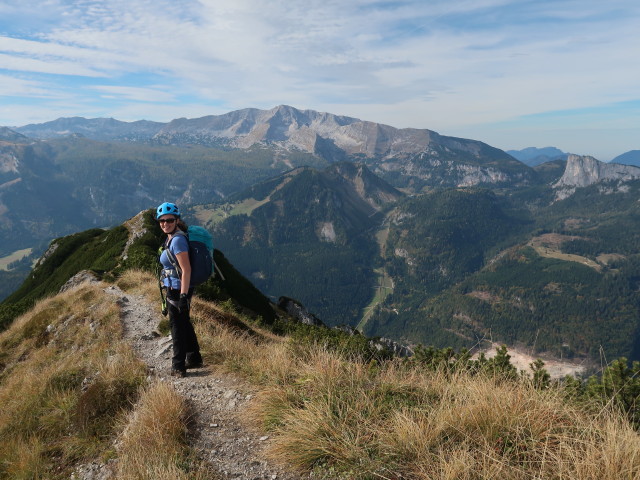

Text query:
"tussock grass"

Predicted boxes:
[[112, 272, 640, 479], [21, 270, 637, 480], [0, 283, 148, 478], [116, 268, 159, 304], [117, 381, 215, 479], [240, 350, 640, 479]]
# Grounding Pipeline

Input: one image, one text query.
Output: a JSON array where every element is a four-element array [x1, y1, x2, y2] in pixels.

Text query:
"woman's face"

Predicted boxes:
[[158, 214, 178, 233]]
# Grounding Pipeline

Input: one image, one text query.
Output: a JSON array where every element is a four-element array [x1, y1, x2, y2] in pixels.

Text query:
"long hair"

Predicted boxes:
[[176, 218, 188, 233]]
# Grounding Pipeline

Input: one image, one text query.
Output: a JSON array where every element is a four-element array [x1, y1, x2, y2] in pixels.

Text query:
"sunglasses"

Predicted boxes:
[[158, 218, 176, 224]]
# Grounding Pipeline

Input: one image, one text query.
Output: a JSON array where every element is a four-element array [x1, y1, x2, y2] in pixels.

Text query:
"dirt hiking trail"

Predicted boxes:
[[102, 283, 312, 480]]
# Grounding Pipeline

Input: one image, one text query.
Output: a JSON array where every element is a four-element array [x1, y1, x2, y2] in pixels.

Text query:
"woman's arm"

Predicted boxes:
[[175, 251, 191, 294]]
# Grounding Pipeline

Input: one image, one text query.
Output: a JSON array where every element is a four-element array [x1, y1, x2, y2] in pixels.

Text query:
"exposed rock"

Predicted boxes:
[[70, 460, 116, 480], [277, 296, 325, 327], [34, 241, 59, 269], [554, 154, 640, 189], [317, 221, 336, 242], [330, 324, 413, 357], [369, 337, 414, 358], [60, 270, 100, 292], [122, 210, 148, 260], [377, 150, 531, 188], [0, 146, 20, 174], [334, 324, 358, 335]]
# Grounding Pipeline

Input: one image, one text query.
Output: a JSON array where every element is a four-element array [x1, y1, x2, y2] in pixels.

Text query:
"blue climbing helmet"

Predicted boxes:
[[156, 202, 181, 219]]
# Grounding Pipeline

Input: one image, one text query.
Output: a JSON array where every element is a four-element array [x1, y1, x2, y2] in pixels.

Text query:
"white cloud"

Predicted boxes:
[[90, 85, 177, 103], [0, 73, 56, 98], [0, 0, 637, 158], [0, 52, 105, 77]]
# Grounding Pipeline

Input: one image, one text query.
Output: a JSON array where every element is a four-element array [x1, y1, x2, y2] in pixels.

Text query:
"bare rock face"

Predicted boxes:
[[122, 210, 148, 260], [152, 105, 508, 163], [554, 154, 640, 188], [369, 337, 414, 358], [60, 270, 100, 292], [552, 154, 640, 200], [277, 296, 325, 327]]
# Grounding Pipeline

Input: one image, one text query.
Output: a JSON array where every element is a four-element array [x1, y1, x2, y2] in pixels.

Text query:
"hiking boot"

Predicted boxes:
[[170, 368, 187, 378], [185, 354, 203, 369], [185, 359, 203, 369]]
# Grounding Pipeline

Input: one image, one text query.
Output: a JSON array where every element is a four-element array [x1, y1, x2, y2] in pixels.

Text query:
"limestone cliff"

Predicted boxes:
[[553, 154, 640, 199]]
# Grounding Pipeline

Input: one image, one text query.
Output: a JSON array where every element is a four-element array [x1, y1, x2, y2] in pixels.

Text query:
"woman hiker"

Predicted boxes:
[[156, 202, 203, 377]]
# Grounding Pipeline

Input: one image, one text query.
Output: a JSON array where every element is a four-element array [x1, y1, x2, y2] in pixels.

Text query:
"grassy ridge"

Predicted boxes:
[[0, 226, 129, 331], [127, 267, 636, 479], [176, 265, 640, 479], [0, 284, 147, 477], [0, 208, 277, 332], [0, 279, 214, 479], [1, 269, 640, 478]]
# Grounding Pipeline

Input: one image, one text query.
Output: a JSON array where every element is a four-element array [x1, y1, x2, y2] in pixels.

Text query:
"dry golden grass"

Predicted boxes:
[[9, 270, 638, 479], [0, 283, 148, 478], [0, 436, 47, 479], [0, 277, 215, 478], [94, 271, 640, 479], [242, 347, 640, 479], [117, 381, 215, 479], [116, 268, 160, 304], [111, 263, 635, 480]]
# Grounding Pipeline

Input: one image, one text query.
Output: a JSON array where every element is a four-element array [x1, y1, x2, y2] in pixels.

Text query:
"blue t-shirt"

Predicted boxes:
[[160, 234, 189, 289]]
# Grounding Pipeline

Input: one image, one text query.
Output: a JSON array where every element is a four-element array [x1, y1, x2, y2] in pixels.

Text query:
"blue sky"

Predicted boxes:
[[0, 0, 638, 161]]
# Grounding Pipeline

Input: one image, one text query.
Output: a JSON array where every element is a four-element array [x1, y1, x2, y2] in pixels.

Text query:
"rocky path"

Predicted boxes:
[[105, 285, 310, 480]]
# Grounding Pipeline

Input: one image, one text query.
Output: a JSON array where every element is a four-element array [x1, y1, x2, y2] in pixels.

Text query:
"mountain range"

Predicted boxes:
[[611, 150, 640, 167], [507, 147, 568, 166], [2, 105, 640, 364], [14, 105, 517, 161], [12, 105, 537, 190], [0, 105, 535, 256], [202, 156, 640, 362]]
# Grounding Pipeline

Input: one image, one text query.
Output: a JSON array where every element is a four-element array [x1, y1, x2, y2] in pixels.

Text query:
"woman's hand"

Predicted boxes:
[[178, 293, 190, 313]]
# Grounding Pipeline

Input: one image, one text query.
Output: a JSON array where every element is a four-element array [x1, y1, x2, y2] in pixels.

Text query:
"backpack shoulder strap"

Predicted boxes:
[[169, 230, 188, 244], [164, 231, 188, 274]]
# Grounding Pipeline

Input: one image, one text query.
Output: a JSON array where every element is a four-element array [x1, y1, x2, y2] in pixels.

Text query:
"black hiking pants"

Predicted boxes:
[[166, 288, 202, 372]]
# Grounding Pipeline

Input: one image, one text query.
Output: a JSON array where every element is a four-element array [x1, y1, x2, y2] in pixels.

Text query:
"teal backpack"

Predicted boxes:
[[163, 226, 214, 286]]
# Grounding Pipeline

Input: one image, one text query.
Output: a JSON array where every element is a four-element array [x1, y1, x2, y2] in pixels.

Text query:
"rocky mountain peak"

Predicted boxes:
[[14, 117, 164, 141], [153, 105, 448, 159], [554, 154, 640, 189], [0, 127, 28, 143]]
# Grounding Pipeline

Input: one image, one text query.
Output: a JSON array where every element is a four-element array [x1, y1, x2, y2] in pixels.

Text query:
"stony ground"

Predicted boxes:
[[81, 283, 313, 480], [478, 341, 588, 379]]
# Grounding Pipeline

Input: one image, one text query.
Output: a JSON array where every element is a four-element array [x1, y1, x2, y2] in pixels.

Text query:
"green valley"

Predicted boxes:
[[203, 164, 640, 363], [3, 108, 640, 365]]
